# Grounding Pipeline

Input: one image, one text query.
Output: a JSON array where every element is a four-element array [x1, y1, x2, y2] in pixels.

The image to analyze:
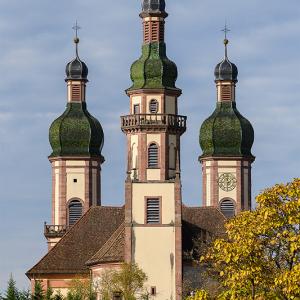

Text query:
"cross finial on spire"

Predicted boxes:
[[72, 21, 81, 40], [221, 22, 230, 58], [72, 21, 81, 57], [222, 22, 230, 40]]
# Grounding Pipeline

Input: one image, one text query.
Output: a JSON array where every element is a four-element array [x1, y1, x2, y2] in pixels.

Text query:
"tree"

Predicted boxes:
[[67, 278, 95, 300], [5, 275, 18, 300], [196, 178, 300, 299], [186, 290, 210, 300], [97, 263, 148, 300], [18, 290, 31, 300], [45, 288, 53, 300], [32, 281, 44, 300]]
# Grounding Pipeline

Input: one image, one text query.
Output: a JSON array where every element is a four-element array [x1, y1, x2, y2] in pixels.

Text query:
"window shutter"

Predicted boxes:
[[147, 198, 160, 224], [148, 143, 159, 167], [220, 199, 235, 218], [69, 200, 83, 226], [71, 85, 81, 101], [221, 85, 232, 101]]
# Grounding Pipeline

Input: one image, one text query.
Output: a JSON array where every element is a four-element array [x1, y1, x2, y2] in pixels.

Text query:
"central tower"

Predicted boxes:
[[121, 1, 186, 298]]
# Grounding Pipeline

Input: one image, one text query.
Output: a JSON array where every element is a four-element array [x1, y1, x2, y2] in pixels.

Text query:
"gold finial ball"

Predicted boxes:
[[74, 37, 80, 44], [224, 38, 229, 45]]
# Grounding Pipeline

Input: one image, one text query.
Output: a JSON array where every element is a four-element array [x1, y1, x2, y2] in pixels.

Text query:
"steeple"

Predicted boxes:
[[127, 0, 179, 92], [200, 34, 254, 157], [49, 28, 104, 158], [199, 30, 255, 217], [65, 23, 88, 82], [46, 26, 104, 249], [122, 1, 185, 298]]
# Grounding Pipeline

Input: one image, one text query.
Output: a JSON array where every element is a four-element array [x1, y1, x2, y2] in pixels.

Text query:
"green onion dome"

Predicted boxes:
[[199, 102, 254, 158], [49, 102, 104, 158], [128, 42, 180, 92], [49, 48, 104, 159]]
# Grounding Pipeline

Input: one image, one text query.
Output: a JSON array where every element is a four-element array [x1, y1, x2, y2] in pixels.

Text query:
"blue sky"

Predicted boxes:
[[1, 0, 300, 292]]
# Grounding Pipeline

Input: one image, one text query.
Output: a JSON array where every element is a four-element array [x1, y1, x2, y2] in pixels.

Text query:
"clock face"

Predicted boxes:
[[218, 173, 237, 192]]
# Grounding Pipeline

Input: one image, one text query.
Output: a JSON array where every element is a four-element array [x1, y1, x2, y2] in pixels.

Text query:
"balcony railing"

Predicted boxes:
[[121, 114, 187, 132], [44, 223, 68, 238]]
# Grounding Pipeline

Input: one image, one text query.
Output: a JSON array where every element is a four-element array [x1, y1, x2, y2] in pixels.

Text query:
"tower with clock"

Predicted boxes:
[[199, 35, 255, 217]]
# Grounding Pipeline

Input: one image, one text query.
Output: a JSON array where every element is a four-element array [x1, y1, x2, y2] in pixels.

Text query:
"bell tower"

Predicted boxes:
[[121, 1, 186, 299], [199, 33, 255, 217], [45, 28, 104, 249]]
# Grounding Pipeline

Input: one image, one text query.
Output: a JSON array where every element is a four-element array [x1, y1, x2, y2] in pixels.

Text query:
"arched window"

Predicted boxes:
[[149, 99, 158, 114], [220, 199, 235, 218], [148, 143, 159, 168], [68, 200, 83, 226]]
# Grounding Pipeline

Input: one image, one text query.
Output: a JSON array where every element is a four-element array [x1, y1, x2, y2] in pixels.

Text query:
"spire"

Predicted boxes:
[[65, 22, 88, 81], [221, 23, 230, 59], [72, 21, 81, 58], [128, 0, 180, 93], [214, 24, 238, 82]]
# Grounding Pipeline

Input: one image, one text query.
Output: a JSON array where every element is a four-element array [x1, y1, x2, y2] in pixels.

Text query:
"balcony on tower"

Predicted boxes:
[[44, 222, 69, 239], [121, 114, 187, 134], [44, 223, 69, 250]]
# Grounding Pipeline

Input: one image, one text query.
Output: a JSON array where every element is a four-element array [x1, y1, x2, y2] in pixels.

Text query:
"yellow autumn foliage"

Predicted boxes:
[[195, 178, 300, 300], [186, 290, 210, 300]]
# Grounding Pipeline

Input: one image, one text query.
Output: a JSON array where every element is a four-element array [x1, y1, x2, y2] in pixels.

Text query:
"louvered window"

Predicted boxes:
[[148, 143, 159, 167], [149, 99, 158, 113], [221, 86, 232, 101], [146, 198, 160, 224], [220, 199, 235, 218], [144, 21, 150, 43], [71, 85, 81, 101], [68, 200, 83, 226], [151, 22, 159, 41]]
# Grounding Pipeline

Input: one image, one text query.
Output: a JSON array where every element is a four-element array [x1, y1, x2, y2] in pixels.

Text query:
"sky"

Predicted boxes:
[[1, 0, 300, 293]]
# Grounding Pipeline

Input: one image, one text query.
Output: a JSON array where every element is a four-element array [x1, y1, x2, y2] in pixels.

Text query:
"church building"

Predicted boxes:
[[26, 1, 255, 299]]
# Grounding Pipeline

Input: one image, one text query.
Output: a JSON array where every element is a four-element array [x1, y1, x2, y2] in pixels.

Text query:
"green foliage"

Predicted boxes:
[[198, 178, 300, 300], [97, 263, 148, 300], [67, 278, 95, 300], [2, 276, 65, 300], [32, 281, 44, 300], [52, 291, 63, 300], [44, 288, 53, 300], [5, 275, 18, 300], [18, 290, 31, 300]]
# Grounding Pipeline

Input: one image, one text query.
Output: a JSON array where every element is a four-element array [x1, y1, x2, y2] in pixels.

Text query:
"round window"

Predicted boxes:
[[149, 99, 159, 114]]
